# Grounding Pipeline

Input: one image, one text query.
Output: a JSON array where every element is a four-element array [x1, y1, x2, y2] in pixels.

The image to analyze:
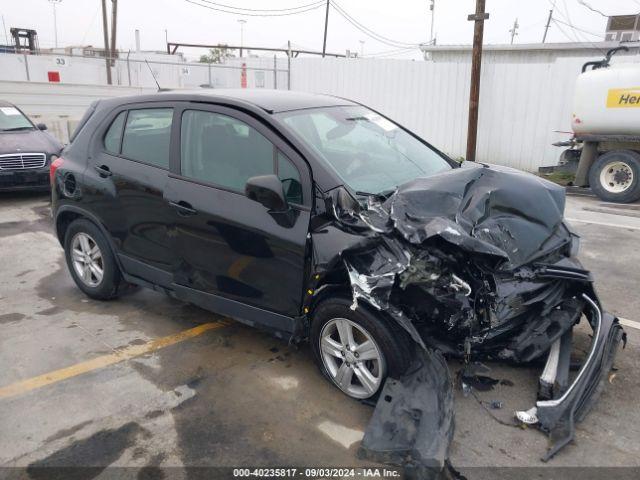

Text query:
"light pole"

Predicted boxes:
[[359, 40, 364, 57], [238, 19, 246, 57], [49, 0, 62, 48], [429, 0, 435, 45]]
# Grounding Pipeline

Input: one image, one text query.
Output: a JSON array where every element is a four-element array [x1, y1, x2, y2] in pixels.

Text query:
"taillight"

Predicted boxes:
[[50, 156, 64, 184]]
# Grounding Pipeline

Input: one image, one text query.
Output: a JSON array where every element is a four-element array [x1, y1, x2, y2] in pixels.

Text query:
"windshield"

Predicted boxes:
[[0, 106, 34, 131], [278, 105, 451, 195]]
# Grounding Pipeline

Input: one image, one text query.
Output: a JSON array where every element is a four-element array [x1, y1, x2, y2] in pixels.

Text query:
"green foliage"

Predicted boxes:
[[199, 46, 234, 64], [537, 170, 576, 186]]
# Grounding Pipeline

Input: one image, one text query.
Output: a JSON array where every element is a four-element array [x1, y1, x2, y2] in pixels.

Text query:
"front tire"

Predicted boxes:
[[310, 298, 413, 399], [64, 218, 122, 300], [589, 150, 640, 203]]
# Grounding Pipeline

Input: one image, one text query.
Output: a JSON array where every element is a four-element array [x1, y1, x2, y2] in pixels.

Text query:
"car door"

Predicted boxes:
[[165, 104, 311, 330], [84, 103, 177, 287]]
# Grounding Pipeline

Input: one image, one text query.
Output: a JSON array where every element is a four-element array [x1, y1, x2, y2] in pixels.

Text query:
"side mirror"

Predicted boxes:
[[245, 174, 288, 212], [36, 123, 47, 131]]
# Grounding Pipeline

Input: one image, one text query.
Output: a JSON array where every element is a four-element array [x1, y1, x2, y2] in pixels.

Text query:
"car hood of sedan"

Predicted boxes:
[[0, 129, 63, 156]]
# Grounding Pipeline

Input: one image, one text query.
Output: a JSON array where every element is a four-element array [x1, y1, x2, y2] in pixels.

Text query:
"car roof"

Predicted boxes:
[[184, 89, 355, 113], [100, 89, 356, 114]]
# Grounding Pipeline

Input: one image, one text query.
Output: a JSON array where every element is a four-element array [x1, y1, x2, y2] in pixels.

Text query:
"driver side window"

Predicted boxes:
[[180, 109, 302, 204]]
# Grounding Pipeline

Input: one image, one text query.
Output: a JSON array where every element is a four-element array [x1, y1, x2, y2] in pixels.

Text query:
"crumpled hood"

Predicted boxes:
[[366, 163, 570, 270], [0, 130, 63, 156]]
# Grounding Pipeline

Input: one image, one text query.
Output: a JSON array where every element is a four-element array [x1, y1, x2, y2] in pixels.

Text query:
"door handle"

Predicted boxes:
[[94, 164, 112, 177], [169, 200, 197, 216]]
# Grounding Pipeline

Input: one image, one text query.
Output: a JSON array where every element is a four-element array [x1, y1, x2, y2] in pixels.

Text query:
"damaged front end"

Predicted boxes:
[[310, 163, 625, 474]]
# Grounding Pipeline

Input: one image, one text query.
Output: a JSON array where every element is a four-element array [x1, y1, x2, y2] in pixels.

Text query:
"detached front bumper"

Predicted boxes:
[[517, 293, 626, 461], [0, 167, 50, 191], [359, 292, 624, 477]]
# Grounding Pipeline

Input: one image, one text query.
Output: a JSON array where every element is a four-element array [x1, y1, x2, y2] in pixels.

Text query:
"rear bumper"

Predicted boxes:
[[0, 167, 50, 191]]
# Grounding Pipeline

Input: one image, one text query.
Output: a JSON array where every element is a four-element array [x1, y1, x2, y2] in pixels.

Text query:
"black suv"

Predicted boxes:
[[51, 90, 623, 465]]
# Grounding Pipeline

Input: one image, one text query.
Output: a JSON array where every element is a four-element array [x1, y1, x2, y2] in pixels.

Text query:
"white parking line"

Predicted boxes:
[[619, 318, 640, 331], [317, 420, 364, 449], [565, 218, 640, 231]]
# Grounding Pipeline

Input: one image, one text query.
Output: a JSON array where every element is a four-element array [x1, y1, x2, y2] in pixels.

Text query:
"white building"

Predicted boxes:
[[605, 14, 640, 42]]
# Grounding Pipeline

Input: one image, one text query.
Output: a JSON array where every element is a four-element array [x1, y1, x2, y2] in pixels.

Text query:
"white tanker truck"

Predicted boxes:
[[554, 46, 640, 203]]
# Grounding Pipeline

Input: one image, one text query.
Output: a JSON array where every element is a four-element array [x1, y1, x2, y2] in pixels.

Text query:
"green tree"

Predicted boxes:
[[199, 46, 234, 64]]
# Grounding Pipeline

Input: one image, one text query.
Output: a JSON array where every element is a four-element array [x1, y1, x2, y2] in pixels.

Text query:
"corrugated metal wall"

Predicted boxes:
[[290, 51, 638, 171]]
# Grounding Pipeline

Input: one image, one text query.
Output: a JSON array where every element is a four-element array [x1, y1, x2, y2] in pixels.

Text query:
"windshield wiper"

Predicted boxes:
[[1, 126, 34, 132]]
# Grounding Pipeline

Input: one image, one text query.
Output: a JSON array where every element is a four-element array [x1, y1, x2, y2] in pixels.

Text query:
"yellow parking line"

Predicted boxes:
[[0, 321, 228, 400]]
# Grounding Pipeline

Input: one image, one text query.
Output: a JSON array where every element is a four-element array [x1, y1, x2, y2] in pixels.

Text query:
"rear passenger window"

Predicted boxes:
[[121, 108, 173, 168], [181, 110, 303, 203], [104, 111, 126, 154]]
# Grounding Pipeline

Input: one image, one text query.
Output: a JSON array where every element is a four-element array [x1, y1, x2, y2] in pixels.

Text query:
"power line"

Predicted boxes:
[[549, 0, 607, 55], [198, 0, 324, 12], [329, 0, 421, 48], [576, 0, 608, 18], [552, 17, 603, 37], [560, 0, 583, 43], [185, 0, 324, 17], [329, 1, 411, 47], [365, 46, 419, 58]]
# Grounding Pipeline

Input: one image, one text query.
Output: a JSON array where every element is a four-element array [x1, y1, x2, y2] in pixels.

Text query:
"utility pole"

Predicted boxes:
[[429, 0, 435, 45], [359, 40, 364, 57], [465, 0, 488, 162], [238, 19, 246, 57], [322, 0, 329, 57], [1, 15, 8, 47], [100, 0, 112, 85], [48, 0, 62, 48], [509, 17, 519, 44], [542, 9, 553, 43], [110, 0, 118, 67]]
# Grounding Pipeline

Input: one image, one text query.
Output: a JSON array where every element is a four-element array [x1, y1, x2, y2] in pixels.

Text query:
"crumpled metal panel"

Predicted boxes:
[[358, 349, 454, 479], [309, 162, 623, 468]]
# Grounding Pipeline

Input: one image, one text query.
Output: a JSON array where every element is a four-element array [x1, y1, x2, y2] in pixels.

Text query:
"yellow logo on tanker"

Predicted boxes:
[[607, 88, 640, 108]]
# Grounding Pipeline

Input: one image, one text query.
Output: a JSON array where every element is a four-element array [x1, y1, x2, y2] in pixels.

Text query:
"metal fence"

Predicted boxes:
[[0, 51, 290, 90]]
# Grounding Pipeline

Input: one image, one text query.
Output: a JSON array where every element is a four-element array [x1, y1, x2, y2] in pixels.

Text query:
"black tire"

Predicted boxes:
[[64, 218, 122, 300], [589, 150, 640, 203], [310, 297, 414, 399]]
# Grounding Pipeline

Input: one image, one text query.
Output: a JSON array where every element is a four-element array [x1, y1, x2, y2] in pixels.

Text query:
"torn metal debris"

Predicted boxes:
[[358, 349, 454, 480], [311, 162, 625, 472]]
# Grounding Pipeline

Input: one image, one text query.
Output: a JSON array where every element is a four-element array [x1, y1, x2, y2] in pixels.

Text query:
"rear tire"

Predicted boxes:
[[310, 297, 413, 399], [589, 150, 640, 203], [64, 218, 122, 300]]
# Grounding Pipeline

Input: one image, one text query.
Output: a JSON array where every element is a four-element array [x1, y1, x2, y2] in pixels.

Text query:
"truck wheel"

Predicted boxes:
[[310, 298, 413, 400], [589, 150, 640, 203]]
